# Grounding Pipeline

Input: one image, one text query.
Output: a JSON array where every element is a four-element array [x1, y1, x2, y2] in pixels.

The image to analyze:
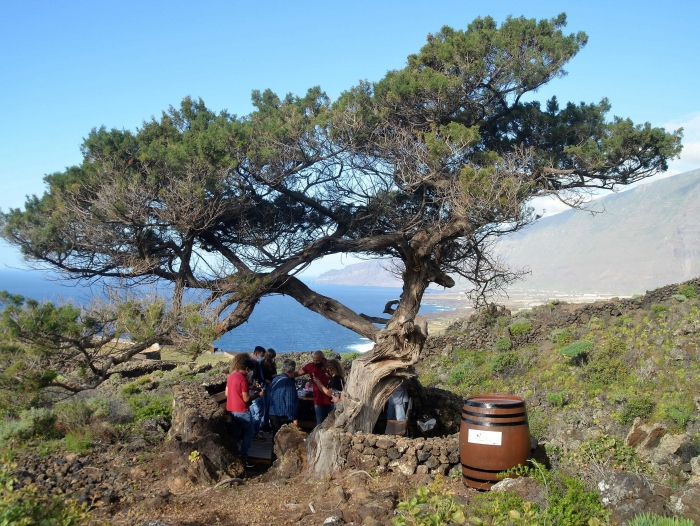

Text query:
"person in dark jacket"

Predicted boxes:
[[266, 358, 299, 438]]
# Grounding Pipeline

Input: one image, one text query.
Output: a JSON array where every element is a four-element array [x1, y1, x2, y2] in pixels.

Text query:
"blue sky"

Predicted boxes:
[[1, 0, 699, 272]]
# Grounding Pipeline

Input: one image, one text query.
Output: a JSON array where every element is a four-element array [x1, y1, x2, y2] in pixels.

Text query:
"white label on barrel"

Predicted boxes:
[[468, 429, 502, 446]]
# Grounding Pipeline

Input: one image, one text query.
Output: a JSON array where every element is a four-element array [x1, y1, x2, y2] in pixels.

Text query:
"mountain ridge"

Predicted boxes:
[[312, 168, 700, 294]]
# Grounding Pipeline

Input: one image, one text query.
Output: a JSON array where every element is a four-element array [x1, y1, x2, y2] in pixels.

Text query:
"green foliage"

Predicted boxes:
[[488, 352, 519, 373], [561, 340, 592, 362], [341, 351, 360, 363], [666, 406, 694, 429], [546, 391, 568, 408], [495, 337, 512, 351], [549, 328, 572, 346], [678, 284, 697, 299], [472, 461, 608, 526], [619, 397, 655, 425], [121, 376, 152, 395], [584, 339, 628, 387], [496, 316, 511, 329], [393, 476, 466, 526], [651, 304, 668, 315], [0, 457, 94, 525], [126, 393, 173, 421], [527, 409, 548, 440], [567, 434, 646, 473], [64, 430, 93, 453], [671, 294, 688, 303], [508, 321, 532, 337], [629, 512, 695, 526], [0, 408, 56, 446]]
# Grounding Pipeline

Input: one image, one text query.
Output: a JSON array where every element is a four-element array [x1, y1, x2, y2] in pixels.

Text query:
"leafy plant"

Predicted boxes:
[[488, 352, 519, 373], [472, 461, 608, 526], [567, 434, 646, 473], [509, 321, 533, 337], [629, 512, 695, 525], [671, 294, 687, 303], [619, 397, 655, 425], [126, 393, 173, 421], [495, 337, 512, 351], [189, 450, 200, 463], [0, 408, 56, 446], [678, 284, 697, 299], [393, 476, 466, 526], [546, 391, 568, 408], [651, 304, 668, 315], [549, 328, 572, 346], [561, 341, 592, 363], [0, 456, 94, 525], [65, 430, 93, 453]]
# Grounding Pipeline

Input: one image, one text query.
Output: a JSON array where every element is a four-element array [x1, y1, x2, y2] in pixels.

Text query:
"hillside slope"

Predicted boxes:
[[497, 168, 700, 293]]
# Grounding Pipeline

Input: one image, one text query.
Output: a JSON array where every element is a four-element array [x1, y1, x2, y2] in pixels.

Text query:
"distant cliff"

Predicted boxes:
[[311, 169, 700, 294], [312, 260, 402, 287]]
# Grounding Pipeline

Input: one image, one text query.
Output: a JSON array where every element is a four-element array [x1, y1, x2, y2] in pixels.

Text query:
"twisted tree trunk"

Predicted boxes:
[[305, 262, 430, 477]]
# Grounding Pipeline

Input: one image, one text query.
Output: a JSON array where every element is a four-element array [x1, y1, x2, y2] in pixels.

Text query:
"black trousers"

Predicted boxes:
[[269, 415, 292, 437]]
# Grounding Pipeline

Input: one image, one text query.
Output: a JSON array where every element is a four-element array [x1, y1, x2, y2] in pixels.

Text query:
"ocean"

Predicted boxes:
[[0, 269, 452, 354]]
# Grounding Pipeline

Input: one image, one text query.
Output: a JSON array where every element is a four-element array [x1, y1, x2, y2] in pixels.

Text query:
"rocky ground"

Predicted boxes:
[[5, 279, 700, 524]]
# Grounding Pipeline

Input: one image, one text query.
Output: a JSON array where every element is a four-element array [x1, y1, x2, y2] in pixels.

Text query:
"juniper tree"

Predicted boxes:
[[1, 14, 682, 474]]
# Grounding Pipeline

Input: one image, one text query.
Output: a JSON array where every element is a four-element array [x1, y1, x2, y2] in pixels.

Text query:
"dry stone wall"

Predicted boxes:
[[341, 432, 461, 477]]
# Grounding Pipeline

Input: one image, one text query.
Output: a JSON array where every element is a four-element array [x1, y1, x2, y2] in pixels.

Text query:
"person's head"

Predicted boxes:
[[325, 359, 344, 378], [263, 348, 276, 365], [230, 352, 248, 373], [253, 346, 266, 361], [242, 358, 258, 375], [312, 350, 327, 367], [281, 358, 296, 376]]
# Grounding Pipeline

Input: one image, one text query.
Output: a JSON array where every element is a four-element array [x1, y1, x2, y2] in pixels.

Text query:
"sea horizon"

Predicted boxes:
[[0, 268, 454, 354]]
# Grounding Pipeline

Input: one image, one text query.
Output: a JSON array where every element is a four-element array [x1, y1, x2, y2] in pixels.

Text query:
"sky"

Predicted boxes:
[[1, 0, 699, 274]]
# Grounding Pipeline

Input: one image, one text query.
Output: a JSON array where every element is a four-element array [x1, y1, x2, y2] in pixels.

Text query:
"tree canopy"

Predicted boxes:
[[1, 14, 682, 428]]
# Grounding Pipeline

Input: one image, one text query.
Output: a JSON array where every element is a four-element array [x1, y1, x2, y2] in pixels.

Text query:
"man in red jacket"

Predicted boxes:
[[294, 351, 332, 425]]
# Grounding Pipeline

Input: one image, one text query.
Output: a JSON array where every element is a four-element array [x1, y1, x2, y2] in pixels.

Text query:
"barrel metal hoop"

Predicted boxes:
[[462, 417, 528, 427], [462, 472, 500, 484], [464, 399, 525, 409], [461, 462, 508, 473], [462, 410, 527, 419]]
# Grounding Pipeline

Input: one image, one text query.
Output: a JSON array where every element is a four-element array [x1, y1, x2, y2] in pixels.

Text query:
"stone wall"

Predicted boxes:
[[341, 432, 460, 477]]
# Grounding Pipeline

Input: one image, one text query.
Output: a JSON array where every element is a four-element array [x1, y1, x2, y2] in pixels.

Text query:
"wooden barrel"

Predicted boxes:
[[460, 395, 530, 490]]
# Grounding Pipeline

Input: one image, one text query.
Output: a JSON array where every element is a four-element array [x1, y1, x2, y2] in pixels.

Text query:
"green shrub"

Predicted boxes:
[[629, 512, 695, 525], [671, 294, 688, 303], [496, 316, 511, 328], [561, 341, 592, 362], [341, 351, 360, 363], [0, 458, 93, 525], [546, 391, 568, 408], [678, 284, 697, 299], [528, 409, 548, 440], [55, 399, 93, 431], [495, 337, 512, 351], [549, 328, 572, 346], [509, 321, 532, 337], [620, 397, 655, 425], [64, 430, 93, 453], [666, 405, 694, 429], [471, 462, 608, 526], [0, 408, 56, 445], [127, 393, 173, 421], [567, 434, 646, 474], [488, 352, 519, 373], [651, 304, 668, 315], [393, 476, 466, 526]]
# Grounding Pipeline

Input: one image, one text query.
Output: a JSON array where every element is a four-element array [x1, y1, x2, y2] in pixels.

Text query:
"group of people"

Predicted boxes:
[[225, 348, 345, 468]]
